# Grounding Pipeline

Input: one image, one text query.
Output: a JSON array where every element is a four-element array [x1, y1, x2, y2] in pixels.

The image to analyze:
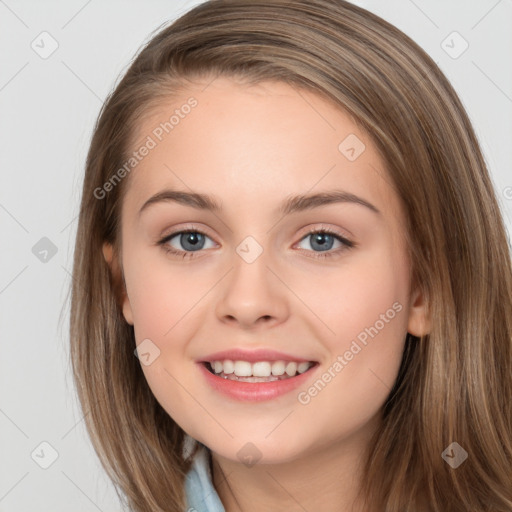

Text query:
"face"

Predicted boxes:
[[103, 76, 428, 464]]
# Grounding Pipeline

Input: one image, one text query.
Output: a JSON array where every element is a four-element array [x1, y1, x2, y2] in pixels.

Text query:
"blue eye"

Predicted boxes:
[[160, 230, 216, 258], [294, 228, 354, 259], [297, 231, 344, 253], [158, 227, 354, 260]]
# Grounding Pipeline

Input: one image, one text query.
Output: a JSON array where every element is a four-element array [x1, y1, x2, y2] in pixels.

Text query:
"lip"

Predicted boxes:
[[196, 348, 317, 364], [197, 361, 320, 402]]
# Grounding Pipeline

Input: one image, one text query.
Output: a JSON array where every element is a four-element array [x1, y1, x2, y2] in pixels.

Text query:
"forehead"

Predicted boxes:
[[122, 77, 399, 222]]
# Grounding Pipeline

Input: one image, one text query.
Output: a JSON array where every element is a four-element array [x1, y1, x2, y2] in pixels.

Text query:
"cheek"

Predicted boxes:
[[124, 250, 207, 339], [297, 245, 409, 402], [339, 263, 408, 413], [123, 250, 209, 413], [299, 245, 409, 343], [124, 258, 202, 417]]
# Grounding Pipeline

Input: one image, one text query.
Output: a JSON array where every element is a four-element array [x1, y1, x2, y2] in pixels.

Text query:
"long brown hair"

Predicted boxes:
[[69, 1, 512, 510]]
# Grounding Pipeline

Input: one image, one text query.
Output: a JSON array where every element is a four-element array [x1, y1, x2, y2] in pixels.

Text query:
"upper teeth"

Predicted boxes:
[[209, 360, 313, 377]]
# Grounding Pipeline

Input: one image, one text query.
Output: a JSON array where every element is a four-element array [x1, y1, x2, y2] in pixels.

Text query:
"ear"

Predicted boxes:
[[102, 242, 134, 326], [407, 284, 430, 337]]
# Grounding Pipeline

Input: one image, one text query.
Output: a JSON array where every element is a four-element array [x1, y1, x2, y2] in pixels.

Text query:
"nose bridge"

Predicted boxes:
[[215, 233, 288, 326]]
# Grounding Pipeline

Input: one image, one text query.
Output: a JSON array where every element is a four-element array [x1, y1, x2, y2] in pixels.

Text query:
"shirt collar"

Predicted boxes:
[[183, 434, 226, 512]]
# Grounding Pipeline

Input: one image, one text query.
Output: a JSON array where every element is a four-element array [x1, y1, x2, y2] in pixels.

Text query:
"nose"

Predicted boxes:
[[215, 248, 289, 329]]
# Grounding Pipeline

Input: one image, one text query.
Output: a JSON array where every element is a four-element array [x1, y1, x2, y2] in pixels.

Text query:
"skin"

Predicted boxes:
[[103, 76, 429, 511]]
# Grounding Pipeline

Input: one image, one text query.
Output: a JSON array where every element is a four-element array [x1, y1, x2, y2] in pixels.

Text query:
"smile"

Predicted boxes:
[[198, 360, 319, 401], [206, 359, 315, 381]]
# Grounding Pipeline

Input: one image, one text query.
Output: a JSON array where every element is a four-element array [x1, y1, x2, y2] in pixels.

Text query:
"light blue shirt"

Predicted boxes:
[[183, 435, 226, 512]]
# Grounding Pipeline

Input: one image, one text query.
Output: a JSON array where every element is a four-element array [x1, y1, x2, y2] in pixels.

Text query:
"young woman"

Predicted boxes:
[[69, 1, 512, 510]]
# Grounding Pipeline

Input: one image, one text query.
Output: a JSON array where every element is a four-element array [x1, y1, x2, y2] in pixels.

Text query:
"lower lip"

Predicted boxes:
[[197, 362, 319, 402]]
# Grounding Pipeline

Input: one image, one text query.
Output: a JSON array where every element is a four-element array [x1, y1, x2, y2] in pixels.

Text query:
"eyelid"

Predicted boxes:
[[160, 223, 217, 241], [294, 223, 353, 242], [160, 222, 351, 241]]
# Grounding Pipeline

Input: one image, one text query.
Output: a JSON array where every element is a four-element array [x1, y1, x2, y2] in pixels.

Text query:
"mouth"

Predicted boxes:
[[201, 360, 319, 383], [197, 358, 321, 402]]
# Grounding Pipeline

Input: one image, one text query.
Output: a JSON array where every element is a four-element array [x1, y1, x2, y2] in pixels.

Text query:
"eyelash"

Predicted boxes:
[[157, 225, 355, 260]]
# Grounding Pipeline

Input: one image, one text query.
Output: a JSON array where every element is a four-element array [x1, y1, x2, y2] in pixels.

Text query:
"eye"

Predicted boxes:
[[158, 225, 355, 260], [158, 228, 216, 259], [295, 227, 354, 259]]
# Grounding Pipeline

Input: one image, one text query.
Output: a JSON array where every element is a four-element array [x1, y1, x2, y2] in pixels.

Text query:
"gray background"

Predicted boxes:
[[1, 0, 511, 510]]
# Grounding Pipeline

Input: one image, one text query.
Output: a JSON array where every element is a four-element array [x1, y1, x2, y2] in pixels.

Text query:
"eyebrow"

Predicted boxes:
[[137, 188, 381, 218]]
